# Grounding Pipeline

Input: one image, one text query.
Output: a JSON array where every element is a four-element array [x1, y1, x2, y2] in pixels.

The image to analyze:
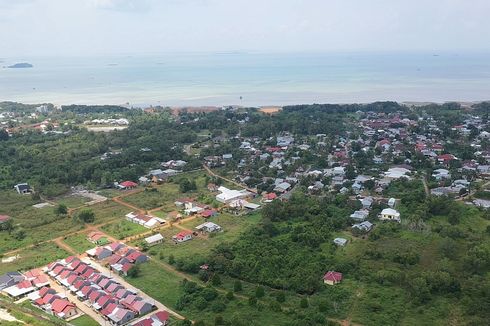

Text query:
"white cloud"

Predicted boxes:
[[88, 0, 151, 11]]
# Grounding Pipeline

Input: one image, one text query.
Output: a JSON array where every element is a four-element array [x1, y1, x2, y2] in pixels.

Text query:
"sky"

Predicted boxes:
[[1, 0, 490, 57]]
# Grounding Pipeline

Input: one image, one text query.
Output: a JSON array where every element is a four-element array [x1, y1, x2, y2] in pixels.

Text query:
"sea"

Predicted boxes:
[[1, 52, 489, 107]]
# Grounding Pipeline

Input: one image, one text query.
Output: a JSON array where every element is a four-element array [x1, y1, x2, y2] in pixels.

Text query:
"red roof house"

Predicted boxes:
[[51, 298, 77, 319], [323, 271, 343, 285], [119, 181, 138, 189]]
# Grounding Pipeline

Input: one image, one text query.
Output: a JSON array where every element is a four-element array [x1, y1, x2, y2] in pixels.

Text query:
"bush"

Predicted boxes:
[[300, 298, 309, 308], [255, 286, 265, 298], [76, 209, 95, 223], [211, 274, 222, 286], [225, 291, 234, 300], [276, 292, 286, 303], [233, 280, 243, 292], [211, 301, 226, 313]]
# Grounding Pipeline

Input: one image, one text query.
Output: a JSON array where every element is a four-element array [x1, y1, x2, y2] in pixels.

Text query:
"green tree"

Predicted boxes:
[[0, 129, 9, 141], [300, 298, 309, 308], [276, 292, 286, 303], [54, 204, 68, 216], [76, 209, 95, 223], [233, 280, 242, 292], [225, 291, 234, 300], [255, 286, 265, 298], [211, 274, 222, 286], [127, 264, 141, 278], [13, 228, 26, 241]]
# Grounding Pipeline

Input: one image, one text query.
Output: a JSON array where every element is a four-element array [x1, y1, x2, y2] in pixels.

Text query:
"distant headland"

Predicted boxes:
[[7, 62, 33, 68]]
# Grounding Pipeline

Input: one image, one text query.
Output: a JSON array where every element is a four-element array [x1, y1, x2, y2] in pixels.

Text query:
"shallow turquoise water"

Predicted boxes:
[[0, 52, 489, 106]]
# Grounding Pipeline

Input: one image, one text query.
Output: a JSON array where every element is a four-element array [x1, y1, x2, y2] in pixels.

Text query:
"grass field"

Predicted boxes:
[[100, 219, 148, 240], [122, 171, 214, 212], [0, 192, 131, 254], [123, 261, 297, 325], [54, 195, 89, 208], [62, 232, 95, 254], [0, 191, 87, 253], [0, 242, 70, 274], [70, 314, 100, 326], [140, 213, 261, 261]]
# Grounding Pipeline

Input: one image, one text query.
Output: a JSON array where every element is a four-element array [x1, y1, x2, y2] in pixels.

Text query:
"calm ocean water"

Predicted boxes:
[[0, 52, 489, 106]]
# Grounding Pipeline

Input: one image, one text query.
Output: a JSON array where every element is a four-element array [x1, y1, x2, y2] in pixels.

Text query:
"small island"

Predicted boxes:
[[7, 62, 33, 68]]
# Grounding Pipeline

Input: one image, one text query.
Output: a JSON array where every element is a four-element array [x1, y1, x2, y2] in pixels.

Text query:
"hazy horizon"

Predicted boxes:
[[1, 0, 490, 57]]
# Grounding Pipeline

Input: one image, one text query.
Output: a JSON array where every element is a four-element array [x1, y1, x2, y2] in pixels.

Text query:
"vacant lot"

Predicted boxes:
[[100, 219, 147, 240], [122, 171, 214, 212], [140, 213, 261, 261], [0, 242, 69, 274], [70, 314, 100, 326], [62, 232, 95, 254]]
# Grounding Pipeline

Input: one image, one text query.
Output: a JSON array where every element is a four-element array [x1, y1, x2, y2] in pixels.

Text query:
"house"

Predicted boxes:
[[126, 251, 148, 264], [93, 294, 117, 310], [118, 181, 138, 190], [438, 154, 457, 165], [112, 262, 134, 276], [273, 182, 291, 193], [131, 299, 154, 315], [196, 222, 222, 233], [14, 183, 32, 194], [50, 298, 77, 319], [133, 310, 170, 326], [360, 197, 373, 209], [145, 234, 164, 246], [432, 168, 451, 181], [352, 221, 373, 232], [216, 187, 251, 203], [243, 202, 261, 210], [126, 212, 165, 228], [384, 167, 411, 180], [350, 210, 369, 221], [0, 215, 11, 224], [87, 231, 109, 245], [201, 209, 218, 218], [323, 271, 343, 285], [263, 192, 277, 202], [333, 238, 348, 246], [379, 208, 401, 222], [108, 307, 136, 325], [86, 247, 112, 260], [0, 272, 24, 290], [3, 280, 36, 298], [388, 198, 396, 208], [101, 302, 118, 318], [172, 230, 193, 243]]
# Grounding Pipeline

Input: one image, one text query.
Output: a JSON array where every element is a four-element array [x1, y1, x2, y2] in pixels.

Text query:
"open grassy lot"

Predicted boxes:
[[124, 261, 300, 326], [0, 193, 130, 254], [96, 189, 122, 199], [54, 195, 89, 208], [62, 232, 95, 254], [0, 242, 70, 274], [132, 213, 261, 261], [122, 171, 215, 211], [100, 219, 148, 240], [70, 314, 100, 326], [88, 200, 132, 224], [0, 191, 89, 253]]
